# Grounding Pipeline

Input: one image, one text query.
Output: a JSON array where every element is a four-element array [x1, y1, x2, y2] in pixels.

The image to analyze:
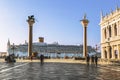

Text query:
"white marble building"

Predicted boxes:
[[100, 6, 120, 59]]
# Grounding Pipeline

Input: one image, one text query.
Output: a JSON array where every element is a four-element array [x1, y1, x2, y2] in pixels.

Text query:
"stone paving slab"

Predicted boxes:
[[0, 62, 120, 80]]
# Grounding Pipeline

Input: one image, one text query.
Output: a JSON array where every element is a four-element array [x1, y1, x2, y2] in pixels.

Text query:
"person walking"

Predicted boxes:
[[40, 54, 44, 65], [91, 55, 94, 65], [95, 55, 98, 67], [86, 54, 90, 66], [30, 55, 33, 61]]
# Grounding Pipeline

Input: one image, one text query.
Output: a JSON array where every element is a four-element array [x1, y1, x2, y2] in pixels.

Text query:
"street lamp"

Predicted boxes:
[[94, 44, 99, 55], [27, 15, 35, 57], [95, 45, 98, 52], [11, 43, 16, 56], [80, 14, 89, 58]]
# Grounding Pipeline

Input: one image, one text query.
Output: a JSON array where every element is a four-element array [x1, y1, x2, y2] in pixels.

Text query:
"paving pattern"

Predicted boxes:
[[0, 62, 120, 80]]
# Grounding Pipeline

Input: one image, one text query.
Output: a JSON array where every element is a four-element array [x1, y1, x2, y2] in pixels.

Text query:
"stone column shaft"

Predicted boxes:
[[117, 45, 120, 59], [107, 46, 110, 59], [101, 47, 104, 59], [117, 22, 119, 36], [28, 26, 33, 57], [107, 27, 109, 38], [102, 29, 104, 42], [83, 27, 87, 57], [112, 45, 115, 59], [112, 24, 115, 37]]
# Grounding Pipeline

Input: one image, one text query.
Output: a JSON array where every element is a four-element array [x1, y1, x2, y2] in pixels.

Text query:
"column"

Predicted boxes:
[[80, 14, 89, 58], [111, 24, 114, 37], [107, 46, 110, 59], [101, 47, 105, 59], [27, 15, 35, 57], [83, 27, 87, 57], [119, 21, 120, 35], [102, 28, 104, 42], [117, 45, 120, 59], [112, 45, 115, 59], [117, 21, 119, 36], [107, 27, 109, 38], [28, 25, 33, 57]]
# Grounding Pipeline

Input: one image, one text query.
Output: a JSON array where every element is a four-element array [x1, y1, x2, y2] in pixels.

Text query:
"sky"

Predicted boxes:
[[0, 0, 120, 52]]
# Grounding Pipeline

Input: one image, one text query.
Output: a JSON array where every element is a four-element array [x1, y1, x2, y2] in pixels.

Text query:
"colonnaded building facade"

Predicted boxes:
[[7, 37, 95, 57], [100, 7, 120, 59]]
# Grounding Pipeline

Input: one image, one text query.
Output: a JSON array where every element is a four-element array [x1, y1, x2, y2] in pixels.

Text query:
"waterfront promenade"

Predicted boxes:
[[0, 61, 120, 80], [0, 58, 120, 80], [0, 58, 114, 64]]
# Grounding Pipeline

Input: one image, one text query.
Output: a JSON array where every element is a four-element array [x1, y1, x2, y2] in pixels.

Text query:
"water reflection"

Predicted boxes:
[[0, 63, 120, 80]]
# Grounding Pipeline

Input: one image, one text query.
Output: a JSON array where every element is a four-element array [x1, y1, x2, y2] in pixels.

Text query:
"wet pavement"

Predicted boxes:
[[0, 62, 120, 80]]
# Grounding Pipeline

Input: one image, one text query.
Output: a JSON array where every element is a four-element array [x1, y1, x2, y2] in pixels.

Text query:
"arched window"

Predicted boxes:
[[109, 26, 111, 37], [114, 23, 117, 36], [104, 28, 107, 39]]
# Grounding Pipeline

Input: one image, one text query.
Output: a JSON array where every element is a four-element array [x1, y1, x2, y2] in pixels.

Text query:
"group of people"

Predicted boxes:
[[5, 54, 16, 63], [86, 54, 98, 67]]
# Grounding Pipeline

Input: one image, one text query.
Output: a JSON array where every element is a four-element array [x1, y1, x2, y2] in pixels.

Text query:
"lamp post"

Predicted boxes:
[[94, 44, 98, 55], [80, 14, 89, 58], [11, 43, 16, 56], [27, 15, 35, 57], [95, 45, 98, 52]]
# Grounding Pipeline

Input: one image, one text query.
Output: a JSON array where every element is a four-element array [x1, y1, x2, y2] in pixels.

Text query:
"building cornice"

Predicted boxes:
[[100, 8, 120, 26]]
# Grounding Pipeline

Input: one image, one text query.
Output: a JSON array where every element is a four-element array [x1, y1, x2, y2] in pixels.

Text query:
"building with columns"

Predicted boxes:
[[100, 6, 120, 59]]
